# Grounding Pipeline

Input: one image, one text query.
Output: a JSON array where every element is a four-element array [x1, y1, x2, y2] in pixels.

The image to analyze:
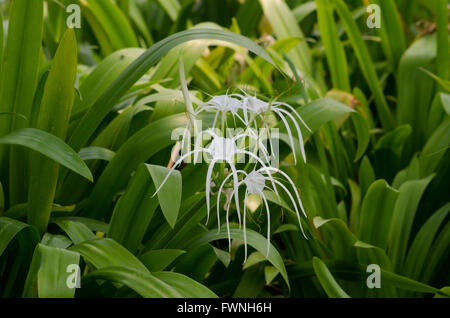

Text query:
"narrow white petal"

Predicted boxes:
[[152, 148, 206, 196], [205, 159, 218, 225], [238, 150, 279, 197], [260, 192, 271, 257], [275, 110, 297, 164], [260, 166, 307, 219], [226, 160, 242, 226], [272, 179, 307, 238], [273, 102, 311, 132], [278, 108, 307, 163], [243, 191, 249, 263]]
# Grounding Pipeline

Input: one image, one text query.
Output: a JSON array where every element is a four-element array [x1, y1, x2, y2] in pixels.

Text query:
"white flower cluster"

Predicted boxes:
[[155, 62, 310, 261]]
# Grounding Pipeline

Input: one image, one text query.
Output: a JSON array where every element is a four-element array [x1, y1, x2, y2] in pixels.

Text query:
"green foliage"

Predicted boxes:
[[0, 0, 448, 298]]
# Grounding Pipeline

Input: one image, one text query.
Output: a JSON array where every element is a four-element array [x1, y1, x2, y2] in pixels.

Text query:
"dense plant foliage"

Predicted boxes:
[[0, 0, 448, 298]]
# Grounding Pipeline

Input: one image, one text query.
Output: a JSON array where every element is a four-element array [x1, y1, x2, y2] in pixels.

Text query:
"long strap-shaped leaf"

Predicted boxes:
[[68, 28, 277, 151], [27, 29, 79, 235], [370, 0, 407, 71], [0, 128, 92, 181], [22, 244, 80, 298], [83, 266, 182, 298], [312, 257, 351, 298], [188, 227, 290, 291], [0, 0, 44, 205], [0, 217, 40, 297], [260, 0, 312, 76], [315, 0, 350, 91], [289, 259, 441, 295], [334, 0, 394, 131], [435, 0, 449, 81]]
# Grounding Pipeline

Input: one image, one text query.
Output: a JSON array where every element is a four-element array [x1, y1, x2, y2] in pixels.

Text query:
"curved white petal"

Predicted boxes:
[[152, 148, 208, 196], [205, 159, 218, 225], [238, 150, 279, 197], [260, 191, 272, 257], [243, 191, 249, 263], [275, 109, 297, 164], [259, 166, 307, 219], [272, 179, 307, 238], [278, 108, 307, 163], [272, 101, 311, 132]]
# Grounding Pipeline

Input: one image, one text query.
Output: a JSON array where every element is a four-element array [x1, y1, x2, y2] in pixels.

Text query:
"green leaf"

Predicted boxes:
[[155, 0, 180, 21], [148, 164, 182, 228], [388, 175, 434, 272], [70, 238, 149, 274], [293, 2, 316, 22], [79, 0, 138, 55], [108, 164, 160, 253], [315, 0, 350, 91], [347, 179, 360, 233], [314, 217, 357, 261], [0, 128, 93, 182], [211, 246, 231, 268], [312, 257, 350, 298], [243, 252, 267, 270], [292, 98, 356, 140], [351, 112, 370, 161], [264, 266, 280, 285], [22, 244, 80, 298], [419, 119, 450, 176], [334, 0, 394, 131], [188, 227, 290, 290], [54, 220, 97, 244], [0, 0, 44, 188], [0, 217, 39, 257], [26, 29, 79, 234], [50, 216, 108, 233], [359, 180, 399, 249], [397, 35, 437, 157], [259, 0, 312, 75], [354, 240, 395, 296], [370, 0, 406, 70], [138, 249, 186, 272], [358, 156, 375, 198], [83, 266, 182, 298], [41, 233, 72, 249], [72, 48, 145, 116], [421, 222, 450, 285], [435, 0, 449, 81], [78, 147, 115, 162], [404, 203, 450, 282], [83, 113, 188, 219], [289, 259, 440, 294], [373, 125, 412, 180], [354, 241, 391, 270], [69, 28, 276, 151], [153, 271, 218, 298]]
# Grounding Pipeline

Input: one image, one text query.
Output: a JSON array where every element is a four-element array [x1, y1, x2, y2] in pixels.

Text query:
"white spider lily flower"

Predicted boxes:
[[234, 91, 311, 164], [153, 129, 276, 227], [195, 94, 246, 128], [218, 167, 307, 262], [203, 129, 277, 225]]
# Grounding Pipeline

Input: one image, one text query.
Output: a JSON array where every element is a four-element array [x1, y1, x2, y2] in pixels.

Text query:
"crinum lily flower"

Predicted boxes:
[[217, 166, 307, 262], [153, 129, 276, 226], [233, 91, 311, 164], [179, 94, 246, 161], [195, 94, 246, 128]]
